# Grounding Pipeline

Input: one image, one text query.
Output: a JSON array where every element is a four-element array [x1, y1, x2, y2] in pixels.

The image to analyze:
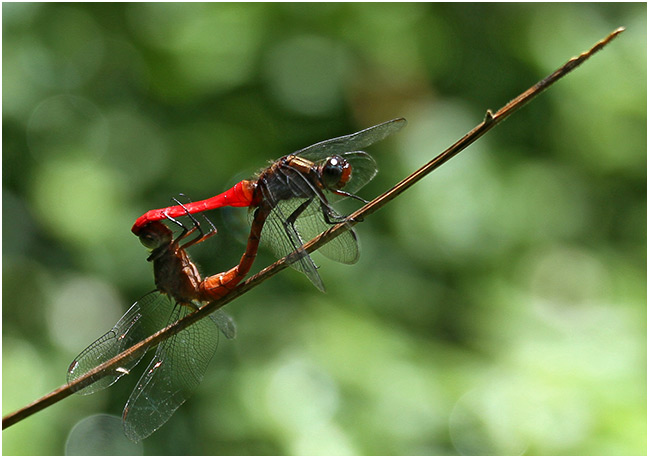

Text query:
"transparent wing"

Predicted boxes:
[[293, 199, 360, 264], [122, 304, 220, 443], [259, 200, 326, 292], [295, 118, 406, 162], [67, 292, 173, 395], [210, 309, 237, 340]]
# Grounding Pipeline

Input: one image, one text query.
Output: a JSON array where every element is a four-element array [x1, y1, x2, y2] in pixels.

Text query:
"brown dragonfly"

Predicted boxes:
[[67, 207, 236, 442]]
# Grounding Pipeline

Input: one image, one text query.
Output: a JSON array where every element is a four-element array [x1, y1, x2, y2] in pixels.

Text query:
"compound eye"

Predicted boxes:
[[321, 156, 351, 190], [138, 222, 171, 249], [139, 232, 160, 249]]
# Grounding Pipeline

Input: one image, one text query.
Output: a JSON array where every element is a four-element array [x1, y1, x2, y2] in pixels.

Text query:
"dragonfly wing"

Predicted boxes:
[[210, 309, 237, 340], [295, 118, 406, 161], [122, 304, 220, 442], [67, 292, 173, 395], [313, 226, 359, 264], [294, 199, 360, 264], [255, 200, 325, 292]]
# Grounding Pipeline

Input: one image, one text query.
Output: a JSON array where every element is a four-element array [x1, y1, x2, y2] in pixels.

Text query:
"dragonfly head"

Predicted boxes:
[[319, 155, 352, 191], [138, 221, 173, 252]]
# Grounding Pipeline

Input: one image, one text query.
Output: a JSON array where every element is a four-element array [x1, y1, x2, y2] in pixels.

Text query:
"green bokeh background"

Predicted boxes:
[[3, 3, 646, 455]]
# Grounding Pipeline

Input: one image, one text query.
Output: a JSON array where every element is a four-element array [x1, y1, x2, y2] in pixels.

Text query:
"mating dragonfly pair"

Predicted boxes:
[[67, 118, 407, 442]]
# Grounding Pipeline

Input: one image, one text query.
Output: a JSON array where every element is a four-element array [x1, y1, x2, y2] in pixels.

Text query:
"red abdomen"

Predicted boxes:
[[131, 180, 257, 234]]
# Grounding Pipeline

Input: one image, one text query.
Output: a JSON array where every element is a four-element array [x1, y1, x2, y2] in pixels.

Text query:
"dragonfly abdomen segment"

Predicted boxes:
[[199, 205, 270, 300], [131, 180, 257, 234]]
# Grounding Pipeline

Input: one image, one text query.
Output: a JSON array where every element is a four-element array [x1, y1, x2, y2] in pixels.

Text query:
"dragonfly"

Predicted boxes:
[[67, 208, 237, 442], [132, 118, 407, 292]]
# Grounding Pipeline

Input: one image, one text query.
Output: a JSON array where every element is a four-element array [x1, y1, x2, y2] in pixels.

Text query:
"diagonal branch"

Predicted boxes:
[[2, 26, 625, 430]]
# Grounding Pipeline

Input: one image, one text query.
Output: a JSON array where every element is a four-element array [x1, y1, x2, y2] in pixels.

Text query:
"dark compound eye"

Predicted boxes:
[[320, 156, 351, 190], [139, 232, 159, 249], [138, 221, 172, 249]]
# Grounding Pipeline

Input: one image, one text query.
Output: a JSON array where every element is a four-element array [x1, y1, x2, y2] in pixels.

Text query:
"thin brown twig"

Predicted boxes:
[[2, 26, 625, 430]]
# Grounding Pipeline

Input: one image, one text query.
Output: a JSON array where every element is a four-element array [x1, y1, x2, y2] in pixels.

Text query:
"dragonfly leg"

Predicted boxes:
[[333, 189, 369, 204], [164, 197, 218, 250], [286, 198, 313, 226], [330, 189, 368, 223], [178, 215, 217, 251], [318, 199, 364, 225], [162, 212, 194, 243], [308, 186, 364, 225]]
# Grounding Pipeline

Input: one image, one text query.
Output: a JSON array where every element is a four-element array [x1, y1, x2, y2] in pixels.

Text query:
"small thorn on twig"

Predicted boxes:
[[484, 110, 495, 124]]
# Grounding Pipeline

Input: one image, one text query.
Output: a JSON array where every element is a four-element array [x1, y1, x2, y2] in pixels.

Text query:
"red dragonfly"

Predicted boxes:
[[67, 209, 237, 442], [132, 118, 407, 291]]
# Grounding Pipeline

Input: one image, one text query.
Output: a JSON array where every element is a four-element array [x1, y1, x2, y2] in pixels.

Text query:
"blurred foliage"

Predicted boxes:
[[3, 3, 646, 455]]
